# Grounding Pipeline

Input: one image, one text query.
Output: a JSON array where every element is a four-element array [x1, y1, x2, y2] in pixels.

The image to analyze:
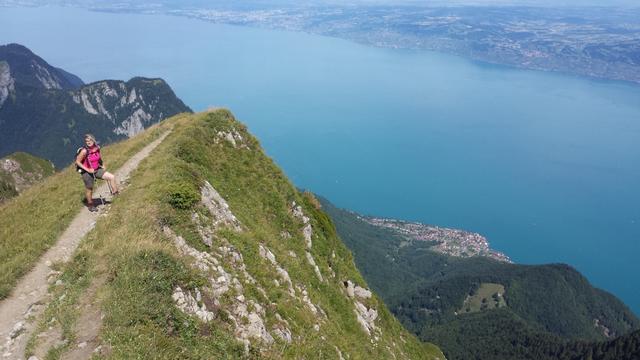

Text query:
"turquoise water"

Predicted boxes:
[[2, 6, 640, 313]]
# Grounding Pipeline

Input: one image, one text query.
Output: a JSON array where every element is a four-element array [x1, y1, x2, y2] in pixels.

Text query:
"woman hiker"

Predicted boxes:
[[75, 134, 119, 212]]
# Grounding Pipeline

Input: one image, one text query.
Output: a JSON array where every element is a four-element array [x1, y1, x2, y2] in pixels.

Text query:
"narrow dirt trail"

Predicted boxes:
[[0, 131, 170, 359]]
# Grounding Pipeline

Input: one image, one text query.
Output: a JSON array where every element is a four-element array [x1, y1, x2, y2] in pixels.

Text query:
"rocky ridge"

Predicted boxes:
[[0, 109, 444, 358], [164, 136, 385, 354], [71, 78, 179, 138], [148, 112, 443, 358]]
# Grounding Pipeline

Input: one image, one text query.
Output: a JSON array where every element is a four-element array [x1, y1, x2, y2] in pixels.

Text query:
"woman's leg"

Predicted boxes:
[[85, 188, 93, 206], [101, 171, 119, 194], [82, 172, 97, 210]]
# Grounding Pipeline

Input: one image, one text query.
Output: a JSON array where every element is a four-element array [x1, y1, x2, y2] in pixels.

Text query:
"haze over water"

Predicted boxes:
[[2, 6, 639, 313]]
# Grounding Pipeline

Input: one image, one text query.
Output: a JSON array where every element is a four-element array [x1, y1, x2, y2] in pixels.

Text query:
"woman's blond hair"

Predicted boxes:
[[84, 134, 97, 144]]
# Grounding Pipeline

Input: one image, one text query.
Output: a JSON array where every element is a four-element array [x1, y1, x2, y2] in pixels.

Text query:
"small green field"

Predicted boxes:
[[459, 283, 507, 314]]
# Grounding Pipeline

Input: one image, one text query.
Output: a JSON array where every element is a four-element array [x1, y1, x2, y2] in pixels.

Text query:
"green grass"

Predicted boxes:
[[7, 152, 56, 175], [0, 119, 175, 299], [459, 283, 506, 314]]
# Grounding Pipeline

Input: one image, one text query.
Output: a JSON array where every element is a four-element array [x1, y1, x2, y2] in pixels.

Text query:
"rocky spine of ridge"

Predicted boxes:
[[162, 128, 390, 353], [37, 111, 442, 358]]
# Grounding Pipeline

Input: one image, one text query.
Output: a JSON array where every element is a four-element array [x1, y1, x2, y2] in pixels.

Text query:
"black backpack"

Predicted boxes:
[[75, 145, 102, 173]]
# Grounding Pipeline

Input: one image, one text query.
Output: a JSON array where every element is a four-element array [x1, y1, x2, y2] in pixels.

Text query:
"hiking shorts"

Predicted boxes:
[[81, 168, 106, 190]]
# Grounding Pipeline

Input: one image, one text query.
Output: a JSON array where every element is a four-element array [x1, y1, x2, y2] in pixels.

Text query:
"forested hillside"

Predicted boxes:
[[319, 196, 640, 359]]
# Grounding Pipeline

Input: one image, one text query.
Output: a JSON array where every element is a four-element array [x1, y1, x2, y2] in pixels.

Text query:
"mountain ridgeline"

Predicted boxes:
[[318, 197, 640, 359], [0, 43, 191, 168], [0, 110, 444, 359]]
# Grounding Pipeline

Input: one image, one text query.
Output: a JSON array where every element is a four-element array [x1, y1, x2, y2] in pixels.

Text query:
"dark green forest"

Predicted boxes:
[[318, 196, 640, 359]]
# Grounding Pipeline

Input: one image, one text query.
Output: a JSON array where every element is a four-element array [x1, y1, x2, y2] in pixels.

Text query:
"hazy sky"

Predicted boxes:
[[51, 0, 640, 7], [323, 0, 640, 6]]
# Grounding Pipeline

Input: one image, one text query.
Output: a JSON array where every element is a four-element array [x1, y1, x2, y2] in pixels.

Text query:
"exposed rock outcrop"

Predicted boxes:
[[0, 61, 15, 108], [172, 286, 215, 322], [344, 280, 379, 337], [215, 128, 249, 149], [166, 183, 288, 349], [291, 202, 324, 282], [200, 180, 243, 232], [258, 244, 295, 296], [292, 202, 313, 249]]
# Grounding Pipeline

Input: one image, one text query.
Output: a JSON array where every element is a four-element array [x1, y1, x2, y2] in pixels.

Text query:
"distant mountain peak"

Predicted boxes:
[[0, 43, 84, 91]]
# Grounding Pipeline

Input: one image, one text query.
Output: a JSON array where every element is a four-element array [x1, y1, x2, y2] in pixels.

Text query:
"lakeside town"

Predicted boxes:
[[362, 216, 512, 263]]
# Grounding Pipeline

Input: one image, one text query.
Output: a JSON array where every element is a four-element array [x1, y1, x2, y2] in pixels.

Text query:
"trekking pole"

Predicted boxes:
[[106, 177, 114, 196], [92, 172, 106, 206]]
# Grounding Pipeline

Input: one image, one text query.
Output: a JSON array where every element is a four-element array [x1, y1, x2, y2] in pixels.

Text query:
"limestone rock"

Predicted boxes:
[[200, 181, 242, 232], [272, 326, 293, 343], [354, 301, 378, 336], [0, 61, 15, 108], [306, 251, 324, 282], [215, 129, 249, 149], [172, 286, 214, 322], [258, 245, 277, 265], [354, 286, 372, 299], [9, 321, 25, 339], [291, 202, 313, 249]]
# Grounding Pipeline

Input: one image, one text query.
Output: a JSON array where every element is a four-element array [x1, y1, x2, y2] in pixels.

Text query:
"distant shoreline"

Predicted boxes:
[[88, 4, 640, 87]]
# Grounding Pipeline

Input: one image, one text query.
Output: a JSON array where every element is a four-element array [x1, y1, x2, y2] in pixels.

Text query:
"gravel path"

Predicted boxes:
[[0, 132, 169, 359]]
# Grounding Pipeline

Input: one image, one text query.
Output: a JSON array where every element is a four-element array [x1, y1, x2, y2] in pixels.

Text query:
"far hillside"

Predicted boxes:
[[318, 196, 640, 360]]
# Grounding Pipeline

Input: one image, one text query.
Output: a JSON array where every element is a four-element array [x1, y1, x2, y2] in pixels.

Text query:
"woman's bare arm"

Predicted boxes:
[[75, 149, 94, 173]]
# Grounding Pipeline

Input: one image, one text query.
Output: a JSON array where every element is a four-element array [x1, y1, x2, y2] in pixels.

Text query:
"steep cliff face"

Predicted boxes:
[[0, 61, 15, 108], [71, 77, 189, 138], [0, 43, 191, 168]]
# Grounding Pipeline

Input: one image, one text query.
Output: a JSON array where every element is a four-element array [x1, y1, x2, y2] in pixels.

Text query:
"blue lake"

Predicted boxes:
[[2, 6, 639, 313]]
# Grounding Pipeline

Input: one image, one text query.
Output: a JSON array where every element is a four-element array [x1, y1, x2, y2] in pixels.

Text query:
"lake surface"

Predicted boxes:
[[2, 6, 639, 313]]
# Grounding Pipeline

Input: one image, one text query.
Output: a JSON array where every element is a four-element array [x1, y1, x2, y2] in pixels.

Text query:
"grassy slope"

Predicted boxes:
[[0, 120, 172, 299], [19, 110, 443, 359]]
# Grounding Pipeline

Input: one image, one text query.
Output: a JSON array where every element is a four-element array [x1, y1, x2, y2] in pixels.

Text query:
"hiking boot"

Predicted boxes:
[[88, 204, 98, 212]]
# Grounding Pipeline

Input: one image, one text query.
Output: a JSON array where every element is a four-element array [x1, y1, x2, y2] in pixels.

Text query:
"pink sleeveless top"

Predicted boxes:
[[84, 146, 101, 170]]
